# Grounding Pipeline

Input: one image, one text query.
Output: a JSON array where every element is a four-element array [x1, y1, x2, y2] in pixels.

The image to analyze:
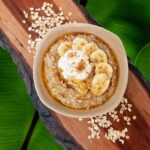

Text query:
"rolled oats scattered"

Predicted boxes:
[[68, 12, 72, 16], [80, 97, 137, 144], [22, 2, 73, 55], [78, 117, 83, 121], [22, 20, 26, 24], [132, 116, 137, 120]]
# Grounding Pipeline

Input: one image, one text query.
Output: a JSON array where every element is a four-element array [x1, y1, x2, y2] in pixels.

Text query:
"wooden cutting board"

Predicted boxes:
[[0, 0, 150, 149]]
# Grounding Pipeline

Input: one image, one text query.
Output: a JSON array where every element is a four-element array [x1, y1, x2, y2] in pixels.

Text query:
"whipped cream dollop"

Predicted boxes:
[[58, 50, 92, 80]]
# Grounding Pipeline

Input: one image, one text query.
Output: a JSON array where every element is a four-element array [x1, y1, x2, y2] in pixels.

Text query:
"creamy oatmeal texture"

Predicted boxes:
[[43, 33, 118, 109]]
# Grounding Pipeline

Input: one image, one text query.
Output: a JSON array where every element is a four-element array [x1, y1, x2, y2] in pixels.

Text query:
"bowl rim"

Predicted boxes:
[[33, 23, 128, 118]]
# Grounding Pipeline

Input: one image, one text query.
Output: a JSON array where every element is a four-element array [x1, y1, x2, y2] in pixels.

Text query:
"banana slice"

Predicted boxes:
[[58, 42, 72, 56], [82, 42, 98, 56], [68, 79, 88, 96], [95, 62, 113, 79], [72, 37, 88, 50], [90, 49, 107, 63], [91, 74, 110, 96]]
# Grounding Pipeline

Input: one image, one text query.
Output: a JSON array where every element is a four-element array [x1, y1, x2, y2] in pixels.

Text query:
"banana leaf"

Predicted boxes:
[[86, 0, 150, 62], [135, 42, 150, 82], [0, 48, 63, 150], [27, 119, 63, 150]]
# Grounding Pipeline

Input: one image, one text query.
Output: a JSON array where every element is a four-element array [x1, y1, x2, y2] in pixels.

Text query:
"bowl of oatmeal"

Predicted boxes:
[[33, 23, 128, 118]]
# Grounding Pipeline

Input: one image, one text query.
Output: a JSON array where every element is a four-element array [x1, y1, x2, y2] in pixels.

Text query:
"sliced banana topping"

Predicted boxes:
[[68, 79, 88, 96], [91, 74, 110, 96], [57, 36, 114, 97], [82, 42, 98, 56], [90, 49, 107, 63], [72, 37, 88, 50], [95, 62, 113, 79], [58, 41, 72, 56]]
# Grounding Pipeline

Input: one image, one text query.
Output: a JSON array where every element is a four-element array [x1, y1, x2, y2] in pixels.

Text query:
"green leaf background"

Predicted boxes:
[[86, 0, 150, 81], [135, 42, 150, 82], [0, 0, 150, 150], [0, 49, 63, 150]]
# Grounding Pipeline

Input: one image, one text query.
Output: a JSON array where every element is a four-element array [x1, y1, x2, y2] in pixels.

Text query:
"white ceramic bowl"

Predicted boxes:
[[33, 23, 128, 118]]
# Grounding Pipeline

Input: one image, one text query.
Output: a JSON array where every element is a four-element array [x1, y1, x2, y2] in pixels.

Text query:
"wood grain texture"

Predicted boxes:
[[0, 0, 150, 150]]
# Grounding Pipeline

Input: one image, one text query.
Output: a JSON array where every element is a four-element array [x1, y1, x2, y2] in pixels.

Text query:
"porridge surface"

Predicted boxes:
[[43, 33, 118, 109]]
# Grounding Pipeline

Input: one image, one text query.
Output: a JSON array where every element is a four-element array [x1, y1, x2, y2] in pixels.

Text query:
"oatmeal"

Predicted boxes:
[[43, 33, 118, 109]]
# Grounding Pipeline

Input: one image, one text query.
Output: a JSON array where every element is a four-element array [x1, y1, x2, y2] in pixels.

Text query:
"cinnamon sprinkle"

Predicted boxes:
[[75, 60, 86, 71]]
